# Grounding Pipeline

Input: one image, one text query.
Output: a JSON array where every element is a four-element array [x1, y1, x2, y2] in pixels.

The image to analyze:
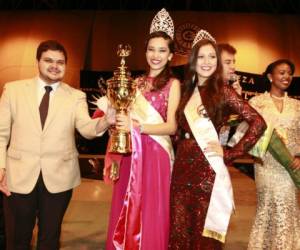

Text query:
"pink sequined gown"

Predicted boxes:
[[106, 77, 173, 250]]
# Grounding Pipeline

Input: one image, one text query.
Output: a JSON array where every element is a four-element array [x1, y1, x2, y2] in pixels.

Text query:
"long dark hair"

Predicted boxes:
[[144, 31, 175, 90], [177, 39, 225, 126]]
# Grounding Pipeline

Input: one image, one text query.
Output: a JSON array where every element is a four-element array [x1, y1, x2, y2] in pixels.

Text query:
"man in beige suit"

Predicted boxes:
[[0, 40, 113, 249]]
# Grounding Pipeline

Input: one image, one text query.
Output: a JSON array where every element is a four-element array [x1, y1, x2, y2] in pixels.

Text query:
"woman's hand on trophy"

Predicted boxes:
[[290, 156, 300, 171], [116, 113, 131, 132]]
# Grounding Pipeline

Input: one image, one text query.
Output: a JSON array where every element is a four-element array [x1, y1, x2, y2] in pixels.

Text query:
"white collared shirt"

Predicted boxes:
[[37, 77, 60, 105]]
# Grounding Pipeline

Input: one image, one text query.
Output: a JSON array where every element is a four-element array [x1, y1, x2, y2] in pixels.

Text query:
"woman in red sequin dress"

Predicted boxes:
[[169, 34, 266, 249]]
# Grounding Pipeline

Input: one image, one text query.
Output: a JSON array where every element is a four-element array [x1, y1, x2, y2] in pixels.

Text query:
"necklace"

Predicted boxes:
[[270, 94, 284, 100]]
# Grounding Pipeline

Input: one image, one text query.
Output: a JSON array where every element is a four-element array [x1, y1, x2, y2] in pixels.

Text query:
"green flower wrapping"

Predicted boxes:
[[249, 125, 274, 158], [268, 131, 300, 189], [249, 126, 300, 189]]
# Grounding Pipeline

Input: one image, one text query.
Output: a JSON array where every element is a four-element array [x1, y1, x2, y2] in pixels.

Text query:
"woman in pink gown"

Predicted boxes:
[[95, 12, 180, 248]]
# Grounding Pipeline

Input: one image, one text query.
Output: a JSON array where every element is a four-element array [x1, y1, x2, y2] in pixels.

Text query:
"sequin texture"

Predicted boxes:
[[169, 85, 266, 249], [248, 92, 300, 250]]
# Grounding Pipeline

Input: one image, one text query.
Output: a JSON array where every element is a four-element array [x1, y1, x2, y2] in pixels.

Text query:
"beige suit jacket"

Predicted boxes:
[[0, 78, 101, 194]]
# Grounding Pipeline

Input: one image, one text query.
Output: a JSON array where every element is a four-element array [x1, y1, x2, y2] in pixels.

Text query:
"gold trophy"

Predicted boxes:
[[107, 44, 137, 154]]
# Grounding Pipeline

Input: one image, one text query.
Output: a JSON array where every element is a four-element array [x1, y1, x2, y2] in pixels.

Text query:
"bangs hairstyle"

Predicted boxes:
[[144, 31, 175, 90], [177, 39, 225, 127]]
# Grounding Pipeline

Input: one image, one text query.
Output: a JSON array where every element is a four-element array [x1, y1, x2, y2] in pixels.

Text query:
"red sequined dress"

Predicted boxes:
[[169, 85, 266, 250]]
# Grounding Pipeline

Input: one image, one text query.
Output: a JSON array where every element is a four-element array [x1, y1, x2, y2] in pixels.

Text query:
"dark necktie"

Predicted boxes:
[[39, 86, 53, 129]]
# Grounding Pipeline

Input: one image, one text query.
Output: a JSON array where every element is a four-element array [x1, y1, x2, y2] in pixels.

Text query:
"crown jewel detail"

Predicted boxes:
[[192, 29, 216, 48], [150, 8, 174, 39]]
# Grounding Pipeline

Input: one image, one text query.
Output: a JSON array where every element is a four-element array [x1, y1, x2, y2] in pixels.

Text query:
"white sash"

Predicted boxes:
[[131, 90, 174, 165], [184, 87, 234, 243]]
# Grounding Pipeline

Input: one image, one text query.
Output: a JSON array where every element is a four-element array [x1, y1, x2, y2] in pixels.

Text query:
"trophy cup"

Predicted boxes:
[[107, 44, 137, 154]]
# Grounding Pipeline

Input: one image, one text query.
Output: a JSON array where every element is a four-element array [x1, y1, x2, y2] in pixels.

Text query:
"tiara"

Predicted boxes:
[[150, 8, 174, 39], [192, 29, 216, 48]]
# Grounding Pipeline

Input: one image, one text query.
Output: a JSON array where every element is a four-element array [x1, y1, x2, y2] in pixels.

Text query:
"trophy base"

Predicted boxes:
[[109, 130, 132, 154]]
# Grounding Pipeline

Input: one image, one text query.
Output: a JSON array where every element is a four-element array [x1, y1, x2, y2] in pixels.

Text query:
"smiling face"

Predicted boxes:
[[37, 49, 66, 84], [146, 37, 173, 77], [195, 43, 217, 83], [269, 63, 293, 93]]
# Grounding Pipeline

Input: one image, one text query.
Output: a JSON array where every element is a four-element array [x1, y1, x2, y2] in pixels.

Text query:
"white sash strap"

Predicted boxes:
[[131, 90, 174, 165], [184, 87, 234, 243]]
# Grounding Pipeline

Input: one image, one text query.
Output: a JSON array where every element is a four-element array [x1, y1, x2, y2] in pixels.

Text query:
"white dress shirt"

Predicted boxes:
[[37, 77, 60, 105]]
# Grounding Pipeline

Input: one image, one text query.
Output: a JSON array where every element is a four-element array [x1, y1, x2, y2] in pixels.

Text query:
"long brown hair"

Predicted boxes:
[[144, 31, 175, 90], [177, 39, 225, 127]]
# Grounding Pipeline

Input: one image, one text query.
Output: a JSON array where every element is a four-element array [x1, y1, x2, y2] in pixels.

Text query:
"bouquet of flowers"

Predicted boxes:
[[220, 114, 242, 146], [248, 124, 274, 158], [249, 126, 300, 188], [267, 130, 300, 188]]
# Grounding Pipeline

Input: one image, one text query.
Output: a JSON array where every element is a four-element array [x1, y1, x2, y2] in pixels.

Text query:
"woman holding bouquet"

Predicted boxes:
[[248, 59, 300, 250]]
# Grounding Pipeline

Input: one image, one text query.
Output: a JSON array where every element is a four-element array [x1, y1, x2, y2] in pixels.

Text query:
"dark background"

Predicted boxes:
[[0, 0, 299, 14]]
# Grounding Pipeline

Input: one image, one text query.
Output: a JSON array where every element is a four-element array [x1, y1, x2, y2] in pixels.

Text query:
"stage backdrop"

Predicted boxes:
[[0, 10, 300, 93], [1, 10, 299, 179]]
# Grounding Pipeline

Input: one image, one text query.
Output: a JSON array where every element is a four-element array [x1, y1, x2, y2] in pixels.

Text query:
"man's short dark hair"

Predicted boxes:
[[217, 43, 237, 55], [36, 40, 67, 63]]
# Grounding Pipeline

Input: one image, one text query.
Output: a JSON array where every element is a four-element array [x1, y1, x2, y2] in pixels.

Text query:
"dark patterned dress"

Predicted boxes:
[[169, 85, 266, 250]]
